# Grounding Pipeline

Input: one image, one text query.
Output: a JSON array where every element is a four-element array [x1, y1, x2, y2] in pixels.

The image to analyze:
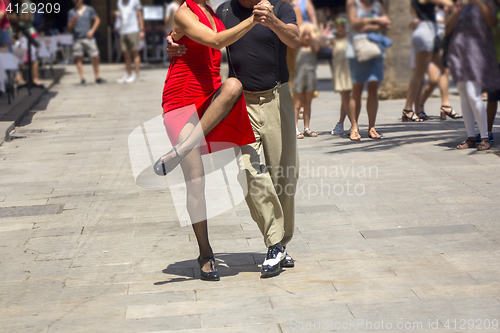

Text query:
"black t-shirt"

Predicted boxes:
[[412, 0, 435, 22], [216, 0, 297, 91]]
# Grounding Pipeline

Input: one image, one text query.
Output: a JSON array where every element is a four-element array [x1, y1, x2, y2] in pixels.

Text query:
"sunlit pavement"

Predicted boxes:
[[0, 63, 499, 332]]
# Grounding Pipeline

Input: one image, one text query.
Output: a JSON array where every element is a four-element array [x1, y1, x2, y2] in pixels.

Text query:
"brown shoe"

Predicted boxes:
[[457, 138, 476, 149], [477, 139, 491, 151], [303, 128, 318, 137]]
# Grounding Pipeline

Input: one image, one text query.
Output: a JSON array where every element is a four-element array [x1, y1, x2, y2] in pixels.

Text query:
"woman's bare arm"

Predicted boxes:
[[445, 1, 462, 35], [172, 5, 257, 50], [428, 0, 454, 7], [305, 0, 318, 25], [474, 0, 498, 28], [347, 0, 391, 33]]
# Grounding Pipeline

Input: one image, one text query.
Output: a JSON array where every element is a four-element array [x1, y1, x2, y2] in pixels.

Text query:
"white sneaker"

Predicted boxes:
[[331, 122, 344, 135], [117, 74, 129, 84], [125, 73, 137, 83]]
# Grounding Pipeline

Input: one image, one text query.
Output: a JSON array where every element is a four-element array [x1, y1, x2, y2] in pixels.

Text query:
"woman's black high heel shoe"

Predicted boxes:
[[402, 109, 423, 122], [153, 146, 183, 176], [198, 256, 220, 281], [440, 105, 462, 119]]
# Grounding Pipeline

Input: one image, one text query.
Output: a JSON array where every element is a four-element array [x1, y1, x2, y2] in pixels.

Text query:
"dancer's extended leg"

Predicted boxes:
[[156, 78, 243, 174]]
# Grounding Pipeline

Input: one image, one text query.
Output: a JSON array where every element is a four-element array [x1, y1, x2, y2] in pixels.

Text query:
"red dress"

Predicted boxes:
[[161, 0, 255, 155]]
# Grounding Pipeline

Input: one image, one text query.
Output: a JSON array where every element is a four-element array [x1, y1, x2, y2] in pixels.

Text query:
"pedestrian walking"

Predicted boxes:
[[408, 4, 459, 120], [447, 0, 500, 151], [67, 0, 106, 85], [168, 0, 300, 279], [402, 0, 453, 123], [117, 0, 144, 84]]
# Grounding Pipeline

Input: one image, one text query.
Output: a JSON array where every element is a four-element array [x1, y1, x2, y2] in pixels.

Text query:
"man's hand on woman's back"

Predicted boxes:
[[166, 35, 187, 57]]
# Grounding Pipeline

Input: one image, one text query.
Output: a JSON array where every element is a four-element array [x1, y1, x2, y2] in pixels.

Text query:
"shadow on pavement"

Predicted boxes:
[[155, 252, 266, 284], [319, 119, 500, 155]]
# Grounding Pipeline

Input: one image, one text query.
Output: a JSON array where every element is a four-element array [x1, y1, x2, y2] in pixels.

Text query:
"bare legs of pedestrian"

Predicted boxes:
[[123, 51, 132, 76], [32, 60, 41, 86], [75, 56, 85, 80], [339, 90, 350, 124], [419, 53, 453, 118], [403, 51, 432, 121], [367, 81, 381, 139], [302, 91, 315, 135], [349, 82, 363, 140], [487, 100, 498, 134], [92, 56, 101, 81], [132, 50, 140, 76], [76, 56, 103, 83]]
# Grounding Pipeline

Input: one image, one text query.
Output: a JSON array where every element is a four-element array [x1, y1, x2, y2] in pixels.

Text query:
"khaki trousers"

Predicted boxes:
[[239, 83, 299, 248]]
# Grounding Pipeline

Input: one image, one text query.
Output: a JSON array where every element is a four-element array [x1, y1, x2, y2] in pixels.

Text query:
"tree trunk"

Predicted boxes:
[[379, 0, 413, 100]]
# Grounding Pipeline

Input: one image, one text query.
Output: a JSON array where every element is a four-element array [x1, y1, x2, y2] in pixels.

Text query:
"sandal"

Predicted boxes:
[[457, 138, 476, 149], [477, 138, 491, 151], [303, 128, 318, 137], [298, 108, 304, 120], [296, 129, 304, 139], [402, 109, 423, 122], [417, 106, 430, 121], [368, 128, 382, 139], [350, 129, 361, 141], [440, 105, 462, 119]]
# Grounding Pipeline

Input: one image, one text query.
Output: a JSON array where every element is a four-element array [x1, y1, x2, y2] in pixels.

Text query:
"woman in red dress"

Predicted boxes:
[[154, 0, 268, 281]]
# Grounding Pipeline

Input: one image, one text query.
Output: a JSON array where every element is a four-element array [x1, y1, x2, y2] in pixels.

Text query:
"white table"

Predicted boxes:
[[54, 34, 73, 46], [54, 34, 74, 64]]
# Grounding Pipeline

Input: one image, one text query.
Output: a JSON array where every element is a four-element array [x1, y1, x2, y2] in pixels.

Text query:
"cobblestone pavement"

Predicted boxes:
[[0, 64, 499, 333]]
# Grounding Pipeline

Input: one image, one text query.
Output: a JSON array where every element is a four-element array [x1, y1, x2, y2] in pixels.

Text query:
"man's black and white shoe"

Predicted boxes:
[[261, 242, 286, 278], [281, 252, 294, 268]]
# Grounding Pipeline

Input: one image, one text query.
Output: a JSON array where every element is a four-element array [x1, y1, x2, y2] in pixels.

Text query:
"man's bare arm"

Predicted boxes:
[[253, 4, 299, 49]]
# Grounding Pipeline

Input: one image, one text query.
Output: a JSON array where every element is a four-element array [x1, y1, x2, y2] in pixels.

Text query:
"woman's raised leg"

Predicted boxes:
[[156, 78, 244, 175]]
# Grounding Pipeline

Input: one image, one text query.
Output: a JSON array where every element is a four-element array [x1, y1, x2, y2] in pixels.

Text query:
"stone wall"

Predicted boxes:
[[379, 0, 413, 100]]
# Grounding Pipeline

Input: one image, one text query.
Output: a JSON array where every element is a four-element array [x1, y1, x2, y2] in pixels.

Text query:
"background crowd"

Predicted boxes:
[[1, 0, 500, 150], [286, 0, 500, 151]]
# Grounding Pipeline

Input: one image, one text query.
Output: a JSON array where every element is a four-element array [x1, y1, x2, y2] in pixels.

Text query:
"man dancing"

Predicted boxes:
[[168, 0, 299, 278]]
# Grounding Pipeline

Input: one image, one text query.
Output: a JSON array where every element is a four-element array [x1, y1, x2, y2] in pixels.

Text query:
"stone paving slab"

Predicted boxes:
[[0, 64, 499, 332]]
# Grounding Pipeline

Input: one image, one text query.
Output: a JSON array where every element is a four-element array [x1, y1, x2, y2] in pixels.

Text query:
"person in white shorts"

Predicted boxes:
[[68, 0, 105, 85], [117, 0, 144, 84]]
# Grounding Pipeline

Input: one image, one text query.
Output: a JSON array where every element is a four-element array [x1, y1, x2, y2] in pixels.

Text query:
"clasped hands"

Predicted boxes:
[[166, 0, 275, 57], [253, 1, 275, 27]]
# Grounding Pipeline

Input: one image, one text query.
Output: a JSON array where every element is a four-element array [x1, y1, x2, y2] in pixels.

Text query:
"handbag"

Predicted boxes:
[[353, 35, 382, 62]]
